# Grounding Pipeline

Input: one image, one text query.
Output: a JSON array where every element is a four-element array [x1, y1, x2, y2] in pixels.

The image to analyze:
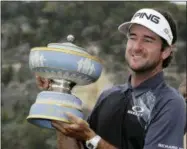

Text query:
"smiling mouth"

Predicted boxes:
[[132, 54, 142, 57]]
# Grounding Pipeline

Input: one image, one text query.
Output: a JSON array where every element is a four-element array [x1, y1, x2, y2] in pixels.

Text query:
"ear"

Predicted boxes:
[[161, 45, 174, 60]]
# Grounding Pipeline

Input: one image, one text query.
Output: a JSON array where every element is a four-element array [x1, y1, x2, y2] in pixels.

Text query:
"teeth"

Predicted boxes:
[[133, 55, 141, 57]]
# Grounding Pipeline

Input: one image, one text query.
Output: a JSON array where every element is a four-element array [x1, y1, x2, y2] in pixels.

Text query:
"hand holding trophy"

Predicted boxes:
[[27, 35, 103, 148]]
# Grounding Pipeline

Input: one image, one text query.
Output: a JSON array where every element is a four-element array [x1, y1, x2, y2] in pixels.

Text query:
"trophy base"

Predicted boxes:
[[27, 91, 83, 129]]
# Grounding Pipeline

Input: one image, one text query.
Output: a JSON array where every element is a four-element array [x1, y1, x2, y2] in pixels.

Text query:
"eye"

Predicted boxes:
[[128, 35, 136, 41], [144, 38, 153, 43]]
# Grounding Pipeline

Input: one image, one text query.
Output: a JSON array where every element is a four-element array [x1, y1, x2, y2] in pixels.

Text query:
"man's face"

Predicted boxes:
[[125, 24, 164, 73]]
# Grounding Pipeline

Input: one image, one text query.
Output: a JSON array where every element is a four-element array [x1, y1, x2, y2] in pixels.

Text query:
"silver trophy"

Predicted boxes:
[[27, 35, 103, 129]]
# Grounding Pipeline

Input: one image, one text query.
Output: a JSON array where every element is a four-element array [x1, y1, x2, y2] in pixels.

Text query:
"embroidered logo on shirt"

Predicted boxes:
[[127, 90, 156, 129], [134, 91, 156, 122], [132, 105, 144, 113], [127, 106, 144, 117], [158, 143, 183, 149]]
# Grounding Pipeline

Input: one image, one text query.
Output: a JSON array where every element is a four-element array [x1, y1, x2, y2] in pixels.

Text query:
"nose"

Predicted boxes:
[[132, 40, 143, 52]]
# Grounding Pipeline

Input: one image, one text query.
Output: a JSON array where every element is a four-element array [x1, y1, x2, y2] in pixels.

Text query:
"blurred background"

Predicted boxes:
[[1, 1, 186, 149]]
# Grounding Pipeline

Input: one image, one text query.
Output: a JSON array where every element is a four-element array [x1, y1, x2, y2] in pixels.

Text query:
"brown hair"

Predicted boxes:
[[154, 8, 177, 68]]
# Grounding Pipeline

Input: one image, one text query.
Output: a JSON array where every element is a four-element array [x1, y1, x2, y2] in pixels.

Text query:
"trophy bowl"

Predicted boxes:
[[27, 35, 103, 129]]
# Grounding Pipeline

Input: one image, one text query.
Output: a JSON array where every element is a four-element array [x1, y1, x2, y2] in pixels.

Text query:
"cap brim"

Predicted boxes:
[[118, 8, 173, 45], [118, 22, 132, 35]]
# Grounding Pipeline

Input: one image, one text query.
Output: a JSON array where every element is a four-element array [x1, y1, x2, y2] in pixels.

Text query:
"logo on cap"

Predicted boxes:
[[132, 12, 160, 24], [163, 28, 172, 41]]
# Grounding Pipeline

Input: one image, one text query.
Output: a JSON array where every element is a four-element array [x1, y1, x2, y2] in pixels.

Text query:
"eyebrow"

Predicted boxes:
[[129, 33, 156, 41], [144, 35, 156, 41]]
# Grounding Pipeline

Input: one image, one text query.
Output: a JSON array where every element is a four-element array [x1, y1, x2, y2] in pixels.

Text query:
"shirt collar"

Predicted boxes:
[[122, 71, 165, 97]]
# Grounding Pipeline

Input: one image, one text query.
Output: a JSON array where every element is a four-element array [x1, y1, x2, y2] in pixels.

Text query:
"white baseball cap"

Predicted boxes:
[[118, 8, 173, 45]]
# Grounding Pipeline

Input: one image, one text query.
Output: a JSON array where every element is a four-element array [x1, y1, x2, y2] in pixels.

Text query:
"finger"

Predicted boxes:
[[35, 74, 40, 79], [35, 75, 44, 86], [36, 76, 51, 90], [36, 75, 44, 83], [67, 112, 89, 128], [66, 112, 83, 124], [42, 78, 50, 89], [52, 120, 66, 127], [52, 121, 81, 138], [52, 120, 81, 133], [52, 121, 62, 130], [36, 77, 44, 89], [52, 120, 74, 131], [68, 123, 81, 130], [52, 121, 69, 134]]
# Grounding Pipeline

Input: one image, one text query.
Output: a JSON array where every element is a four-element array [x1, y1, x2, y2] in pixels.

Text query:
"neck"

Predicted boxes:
[[130, 67, 162, 88]]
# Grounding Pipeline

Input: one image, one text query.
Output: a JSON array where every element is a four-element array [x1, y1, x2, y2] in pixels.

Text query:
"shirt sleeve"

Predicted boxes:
[[83, 90, 110, 149], [86, 90, 107, 123], [144, 98, 186, 149], [86, 86, 118, 123]]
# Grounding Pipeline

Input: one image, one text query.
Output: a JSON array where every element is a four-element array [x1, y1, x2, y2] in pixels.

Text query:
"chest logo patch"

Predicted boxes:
[[127, 106, 144, 117], [132, 106, 144, 113]]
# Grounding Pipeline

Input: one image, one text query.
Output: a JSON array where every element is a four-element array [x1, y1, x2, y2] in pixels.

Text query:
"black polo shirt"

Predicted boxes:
[[87, 71, 186, 149]]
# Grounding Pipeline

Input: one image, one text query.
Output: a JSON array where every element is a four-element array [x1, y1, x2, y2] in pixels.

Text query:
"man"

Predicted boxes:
[[179, 80, 187, 104], [36, 8, 186, 149], [178, 79, 187, 148]]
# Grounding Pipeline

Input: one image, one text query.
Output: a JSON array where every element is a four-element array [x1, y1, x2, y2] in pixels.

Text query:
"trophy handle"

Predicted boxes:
[[57, 131, 83, 149]]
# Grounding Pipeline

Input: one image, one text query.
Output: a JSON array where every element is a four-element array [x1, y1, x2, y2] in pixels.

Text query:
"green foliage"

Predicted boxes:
[[23, 125, 52, 149], [2, 111, 9, 122], [2, 122, 56, 149], [17, 64, 33, 83], [2, 65, 13, 85]]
